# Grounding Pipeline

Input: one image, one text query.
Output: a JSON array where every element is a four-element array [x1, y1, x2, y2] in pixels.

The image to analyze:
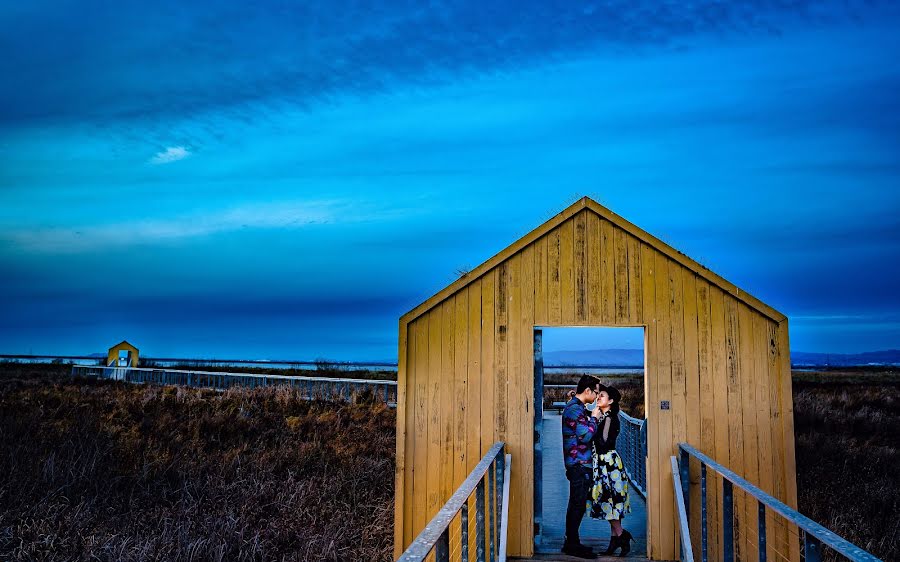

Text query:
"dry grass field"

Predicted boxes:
[[0, 363, 395, 562], [2, 363, 896, 561]]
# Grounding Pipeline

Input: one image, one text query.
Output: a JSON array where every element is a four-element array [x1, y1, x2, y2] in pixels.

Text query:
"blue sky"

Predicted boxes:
[[1, 1, 899, 360]]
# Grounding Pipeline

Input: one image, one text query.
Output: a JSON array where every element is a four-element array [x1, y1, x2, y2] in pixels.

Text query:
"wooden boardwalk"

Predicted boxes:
[[533, 412, 647, 558]]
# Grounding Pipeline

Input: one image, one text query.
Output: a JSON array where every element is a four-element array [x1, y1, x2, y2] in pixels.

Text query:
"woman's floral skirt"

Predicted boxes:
[[590, 449, 631, 520]]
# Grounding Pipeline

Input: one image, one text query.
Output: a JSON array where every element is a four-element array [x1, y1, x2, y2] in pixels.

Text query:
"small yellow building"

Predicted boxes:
[[394, 197, 797, 560], [107, 340, 139, 367]]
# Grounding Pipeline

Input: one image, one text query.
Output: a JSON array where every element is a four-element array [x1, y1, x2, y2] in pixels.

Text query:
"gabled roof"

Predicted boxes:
[[401, 196, 786, 325], [109, 340, 138, 351]]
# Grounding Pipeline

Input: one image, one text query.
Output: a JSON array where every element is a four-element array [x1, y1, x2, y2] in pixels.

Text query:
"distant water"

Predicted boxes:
[[543, 366, 643, 376], [0, 356, 397, 372]]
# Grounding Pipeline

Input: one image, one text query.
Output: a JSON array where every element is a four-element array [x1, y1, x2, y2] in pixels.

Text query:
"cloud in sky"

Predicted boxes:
[[3, 199, 346, 252], [149, 146, 190, 164]]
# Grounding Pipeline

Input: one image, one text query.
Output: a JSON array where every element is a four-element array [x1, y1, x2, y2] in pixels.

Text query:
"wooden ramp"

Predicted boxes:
[[537, 412, 648, 558]]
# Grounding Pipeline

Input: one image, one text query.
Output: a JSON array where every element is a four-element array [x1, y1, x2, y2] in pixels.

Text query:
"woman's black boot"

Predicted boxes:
[[617, 530, 634, 556], [601, 533, 620, 556]]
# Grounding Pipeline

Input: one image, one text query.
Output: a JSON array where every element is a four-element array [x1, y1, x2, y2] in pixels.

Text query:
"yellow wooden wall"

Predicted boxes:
[[394, 202, 797, 561]]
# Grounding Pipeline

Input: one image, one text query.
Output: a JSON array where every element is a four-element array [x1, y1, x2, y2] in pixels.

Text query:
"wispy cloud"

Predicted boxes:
[[3, 199, 350, 253], [150, 146, 190, 164]]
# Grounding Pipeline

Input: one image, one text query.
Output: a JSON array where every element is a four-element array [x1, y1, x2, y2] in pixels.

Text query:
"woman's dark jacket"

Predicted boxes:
[[592, 411, 620, 454]]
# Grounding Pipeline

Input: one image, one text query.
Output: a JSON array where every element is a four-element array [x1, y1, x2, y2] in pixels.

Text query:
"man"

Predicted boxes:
[[561, 375, 604, 558]]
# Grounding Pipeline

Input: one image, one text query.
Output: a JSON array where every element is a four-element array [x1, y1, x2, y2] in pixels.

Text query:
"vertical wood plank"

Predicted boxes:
[[628, 235, 643, 324], [587, 211, 603, 324], [466, 280, 483, 469], [710, 287, 730, 558], [506, 252, 523, 556], [723, 295, 744, 562], [696, 280, 720, 561], [601, 220, 615, 323], [451, 292, 468, 548], [768, 320, 788, 561], [481, 270, 497, 457], [615, 228, 630, 324], [753, 314, 776, 562], [521, 243, 536, 557], [441, 301, 456, 506], [403, 320, 418, 550], [495, 262, 510, 445], [639, 243, 659, 558], [394, 319, 408, 558], [738, 303, 760, 561], [413, 316, 430, 541], [429, 305, 448, 522], [668, 259, 687, 555], [560, 218, 575, 324], [682, 269, 702, 553], [777, 320, 801, 562], [534, 236, 548, 325], [548, 227, 561, 325], [654, 251, 675, 559], [574, 211, 588, 324]]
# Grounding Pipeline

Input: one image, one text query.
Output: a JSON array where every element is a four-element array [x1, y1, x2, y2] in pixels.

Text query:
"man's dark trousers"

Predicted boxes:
[[564, 463, 592, 545]]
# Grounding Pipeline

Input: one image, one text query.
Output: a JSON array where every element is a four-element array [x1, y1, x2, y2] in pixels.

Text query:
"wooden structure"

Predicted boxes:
[[107, 340, 139, 367], [394, 197, 798, 560]]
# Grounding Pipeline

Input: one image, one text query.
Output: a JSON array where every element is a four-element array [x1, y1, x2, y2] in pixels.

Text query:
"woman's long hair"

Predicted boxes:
[[605, 386, 621, 414]]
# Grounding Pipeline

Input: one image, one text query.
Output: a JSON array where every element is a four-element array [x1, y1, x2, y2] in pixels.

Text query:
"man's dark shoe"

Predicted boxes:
[[561, 541, 594, 559]]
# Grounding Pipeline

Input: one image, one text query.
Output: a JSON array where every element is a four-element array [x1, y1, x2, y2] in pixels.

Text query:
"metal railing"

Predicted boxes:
[[71, 365, 398, 406], [672, 455, 696, 562], [398, 442, 511, 562], [678, 443, 882, 562], [618, 410, 647, 497]]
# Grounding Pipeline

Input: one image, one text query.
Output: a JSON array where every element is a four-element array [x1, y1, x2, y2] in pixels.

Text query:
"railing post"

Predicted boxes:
[[488, 461, 496, 562], [681, 447, 690, 521], [723, 479, 734, 562], [804, 533, 821, 562], [701, 462, 708, 562], [462, 501, 470, 562], [758, 500, 766, 562], [476, 479, 486, 562], [436, 528, 449, 562], [496, 451, 504, 550]]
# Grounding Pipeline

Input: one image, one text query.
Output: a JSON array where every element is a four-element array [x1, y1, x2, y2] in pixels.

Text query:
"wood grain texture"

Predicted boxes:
[[521, 244, 536, 557], [587, 212, 602, 324], [559, 219, 575, 325], [574, 210, 588, 324], [682, 270, 701, 553], [393, 318, 408, 559], [507, 252, 523, 555], [639, 243, 659, 559], [654, 250, 675, 560]]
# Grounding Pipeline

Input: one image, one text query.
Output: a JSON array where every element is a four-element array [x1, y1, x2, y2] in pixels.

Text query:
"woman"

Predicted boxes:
[[589, 385, 633, 556]]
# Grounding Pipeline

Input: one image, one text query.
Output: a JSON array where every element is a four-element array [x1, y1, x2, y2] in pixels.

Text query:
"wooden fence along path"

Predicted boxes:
[[70, 365, 397, 406]]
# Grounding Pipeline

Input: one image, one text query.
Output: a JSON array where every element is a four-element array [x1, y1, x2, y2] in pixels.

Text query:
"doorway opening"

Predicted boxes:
[[533, 326, 647, 556]]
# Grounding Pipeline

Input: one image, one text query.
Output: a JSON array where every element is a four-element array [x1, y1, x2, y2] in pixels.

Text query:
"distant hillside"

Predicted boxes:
[[543, 348, 644, 367], [543, 348, 900, 367], [790, 349, 900, 367]]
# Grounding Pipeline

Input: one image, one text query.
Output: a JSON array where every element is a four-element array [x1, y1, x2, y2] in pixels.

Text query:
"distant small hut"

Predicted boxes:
[[107, 340, 139, 367]]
